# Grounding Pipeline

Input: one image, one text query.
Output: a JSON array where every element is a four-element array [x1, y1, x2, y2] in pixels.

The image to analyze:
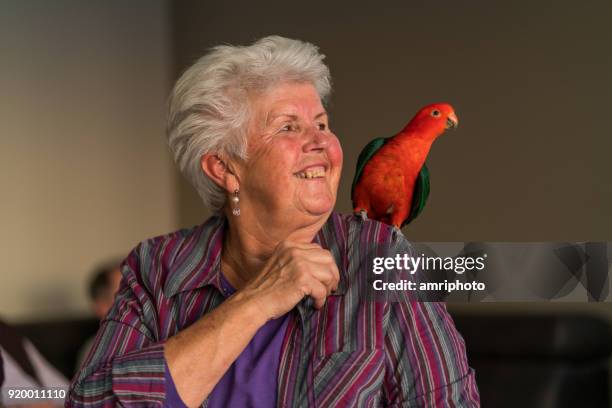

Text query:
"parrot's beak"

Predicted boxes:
[[445, 113, 458, 130]]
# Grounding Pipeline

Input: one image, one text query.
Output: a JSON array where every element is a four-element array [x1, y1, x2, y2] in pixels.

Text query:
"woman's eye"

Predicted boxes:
[[280, 124, 294, 132], [318, 123, 327, 131]]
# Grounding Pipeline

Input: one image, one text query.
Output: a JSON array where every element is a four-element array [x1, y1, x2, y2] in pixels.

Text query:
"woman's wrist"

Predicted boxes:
[[228, 289, 271, 327]]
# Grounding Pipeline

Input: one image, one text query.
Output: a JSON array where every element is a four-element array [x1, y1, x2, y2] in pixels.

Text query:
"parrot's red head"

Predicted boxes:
[[404, 103, 458, 137]]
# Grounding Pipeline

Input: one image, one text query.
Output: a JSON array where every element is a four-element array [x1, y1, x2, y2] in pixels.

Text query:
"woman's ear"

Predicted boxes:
[[200, 153, 240, 192]]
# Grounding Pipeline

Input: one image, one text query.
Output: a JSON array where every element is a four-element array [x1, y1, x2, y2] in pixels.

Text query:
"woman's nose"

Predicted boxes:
[[302, 126, 329, 153]]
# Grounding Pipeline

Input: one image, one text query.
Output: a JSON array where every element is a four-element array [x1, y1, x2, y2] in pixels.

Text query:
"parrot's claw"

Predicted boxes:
[[392, 226, 404, 236], [357, 210, 368, 221]]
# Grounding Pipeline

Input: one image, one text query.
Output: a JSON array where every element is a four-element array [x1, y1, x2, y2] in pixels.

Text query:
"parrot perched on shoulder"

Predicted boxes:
[[351, 103, 458, 231]]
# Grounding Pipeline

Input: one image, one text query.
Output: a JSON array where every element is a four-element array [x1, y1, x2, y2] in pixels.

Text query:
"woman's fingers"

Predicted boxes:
[[278, 247, 339, 292], [302, 259, 339, 293], [307, 279, 329, 310], [243, 241, 341, 320], [280, 246, 339, 309]]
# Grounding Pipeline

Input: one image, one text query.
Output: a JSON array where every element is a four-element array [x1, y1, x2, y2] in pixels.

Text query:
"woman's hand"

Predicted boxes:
[[240, 241, 340, 320]]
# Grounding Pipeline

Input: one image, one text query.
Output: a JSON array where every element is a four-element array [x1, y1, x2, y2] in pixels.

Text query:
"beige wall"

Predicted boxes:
[[0, 1, 178, 321]]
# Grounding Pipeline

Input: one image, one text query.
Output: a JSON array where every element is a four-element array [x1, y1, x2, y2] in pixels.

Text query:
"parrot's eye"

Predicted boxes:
[[431, 109, 441, 118]]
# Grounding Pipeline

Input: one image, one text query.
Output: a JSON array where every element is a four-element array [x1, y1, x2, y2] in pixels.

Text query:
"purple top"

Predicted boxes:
[[164, 272, 290, 407]]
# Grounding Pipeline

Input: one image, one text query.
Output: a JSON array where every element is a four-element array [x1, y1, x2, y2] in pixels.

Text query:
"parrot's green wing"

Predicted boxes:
[[403, 163, 430, 226], [351, 137, 388, 199]]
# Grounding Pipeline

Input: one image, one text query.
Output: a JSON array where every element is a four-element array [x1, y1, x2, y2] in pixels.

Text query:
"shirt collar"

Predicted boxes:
[[163, 215, 226, 298], [164, 212, 348, 298]]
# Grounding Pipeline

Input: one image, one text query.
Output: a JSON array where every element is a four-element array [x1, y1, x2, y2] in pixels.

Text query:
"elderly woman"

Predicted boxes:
[[67, 36, 479, 407]]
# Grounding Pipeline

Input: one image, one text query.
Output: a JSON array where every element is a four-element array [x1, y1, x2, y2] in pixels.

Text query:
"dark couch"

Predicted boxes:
[[14, 317, 100, 380], [10, 312, 612, 407], [453, 312, 612, 408]]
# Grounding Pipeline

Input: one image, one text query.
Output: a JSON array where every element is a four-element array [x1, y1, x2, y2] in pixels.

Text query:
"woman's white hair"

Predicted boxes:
[[167, 36, 332, 214]]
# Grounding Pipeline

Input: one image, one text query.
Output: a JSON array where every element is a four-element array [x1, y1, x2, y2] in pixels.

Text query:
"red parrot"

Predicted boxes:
[[351, 103, 458, 231]]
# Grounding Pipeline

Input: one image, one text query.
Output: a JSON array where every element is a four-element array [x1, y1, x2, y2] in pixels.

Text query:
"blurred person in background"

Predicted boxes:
[[74, 260, 122, 372]]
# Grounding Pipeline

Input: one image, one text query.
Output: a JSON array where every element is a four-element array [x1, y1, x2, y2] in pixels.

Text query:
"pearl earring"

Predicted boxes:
[[231, 189, 240, 216]]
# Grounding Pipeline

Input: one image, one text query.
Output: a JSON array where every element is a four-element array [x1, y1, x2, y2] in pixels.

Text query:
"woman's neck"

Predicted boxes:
[[220, 210, 329, 289]]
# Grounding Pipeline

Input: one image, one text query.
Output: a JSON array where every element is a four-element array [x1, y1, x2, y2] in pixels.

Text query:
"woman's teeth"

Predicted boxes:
[[295, 167, 325, 179]]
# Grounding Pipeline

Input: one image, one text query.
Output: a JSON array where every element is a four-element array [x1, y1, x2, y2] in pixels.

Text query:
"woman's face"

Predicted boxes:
[[236, 82, 343, 224]]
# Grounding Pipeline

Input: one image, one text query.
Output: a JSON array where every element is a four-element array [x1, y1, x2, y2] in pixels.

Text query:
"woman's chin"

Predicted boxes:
[[300, 197, 335, 217]]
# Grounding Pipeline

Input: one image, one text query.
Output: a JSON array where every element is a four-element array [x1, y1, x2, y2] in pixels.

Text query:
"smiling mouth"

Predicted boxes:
[[294, 166, 326, 179]]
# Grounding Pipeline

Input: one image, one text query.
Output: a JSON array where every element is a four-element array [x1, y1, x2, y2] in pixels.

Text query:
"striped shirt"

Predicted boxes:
[[67, 212, 480, 407]]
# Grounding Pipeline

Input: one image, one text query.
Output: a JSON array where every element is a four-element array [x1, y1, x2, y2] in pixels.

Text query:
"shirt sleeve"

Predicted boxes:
[[66, 246, 168, 407], [381, 233, 480, 407], [382, 301, 480, 407]]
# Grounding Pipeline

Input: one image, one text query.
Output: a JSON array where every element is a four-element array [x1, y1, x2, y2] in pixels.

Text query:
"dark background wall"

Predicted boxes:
[[171, 0, 611, 242]]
